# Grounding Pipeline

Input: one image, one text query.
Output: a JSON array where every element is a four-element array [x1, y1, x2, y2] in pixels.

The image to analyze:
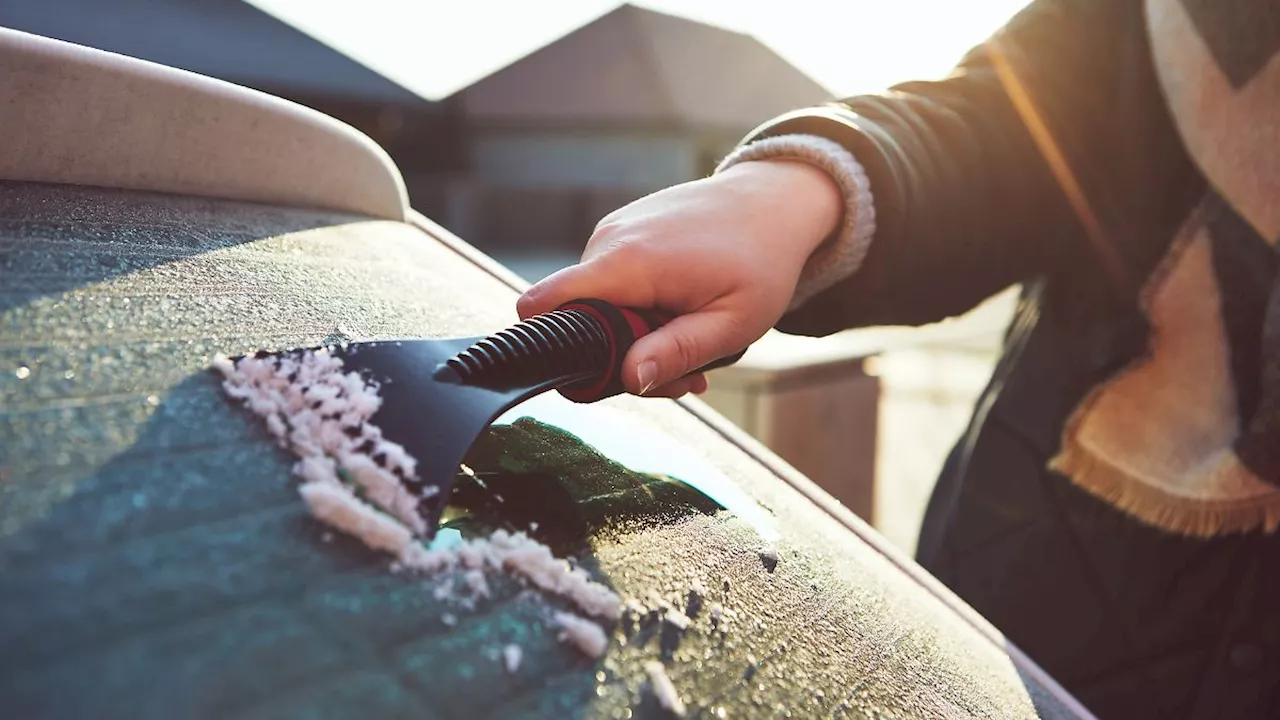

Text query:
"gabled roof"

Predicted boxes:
[[0, 0, 427, 106], [459, 4, 831, 129]]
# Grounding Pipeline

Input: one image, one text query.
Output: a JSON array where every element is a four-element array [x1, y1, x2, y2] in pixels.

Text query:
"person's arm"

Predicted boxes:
[[734, 0, 1199, 335], [518, 0, 1201, 397]]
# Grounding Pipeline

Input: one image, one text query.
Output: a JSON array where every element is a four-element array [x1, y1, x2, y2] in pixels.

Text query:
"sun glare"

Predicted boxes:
[[245, 0, 1034, 100]]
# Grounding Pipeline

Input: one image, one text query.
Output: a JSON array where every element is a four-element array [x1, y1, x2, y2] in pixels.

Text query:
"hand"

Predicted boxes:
[[517, 159, 842, 398]]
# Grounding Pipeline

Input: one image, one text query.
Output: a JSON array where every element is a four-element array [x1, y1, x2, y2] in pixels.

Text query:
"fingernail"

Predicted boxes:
[[637, 359, 658, 395]]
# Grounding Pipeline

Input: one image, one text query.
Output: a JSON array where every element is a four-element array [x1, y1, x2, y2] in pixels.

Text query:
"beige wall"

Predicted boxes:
[[701, 288, 1018, 555], [473, 132, 700, 190]]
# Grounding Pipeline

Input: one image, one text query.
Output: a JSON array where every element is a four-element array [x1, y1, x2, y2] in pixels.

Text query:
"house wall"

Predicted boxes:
[[472, 132, 701, 190], [0, 0, 426, 105], [437, 128, 741, 257], [427, 178, 645, 256]]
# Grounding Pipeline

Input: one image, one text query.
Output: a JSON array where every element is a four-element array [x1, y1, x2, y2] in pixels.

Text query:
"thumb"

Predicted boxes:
[[516, 253, 652, 320], [622, 308, 751, 395]]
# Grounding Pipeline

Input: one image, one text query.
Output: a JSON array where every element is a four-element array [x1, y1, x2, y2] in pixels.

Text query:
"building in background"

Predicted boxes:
[[439, 4, 830, 264], [0, 1, 830, 272], [0, 0, 465, 194]]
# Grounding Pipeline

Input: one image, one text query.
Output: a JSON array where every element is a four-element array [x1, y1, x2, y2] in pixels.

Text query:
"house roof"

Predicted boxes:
[[458, 4, 832, 129], [0, 0, 428, 106]]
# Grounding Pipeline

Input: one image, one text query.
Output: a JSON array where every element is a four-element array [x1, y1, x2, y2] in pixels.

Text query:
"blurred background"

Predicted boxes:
[[0, 0, 1030, 554]]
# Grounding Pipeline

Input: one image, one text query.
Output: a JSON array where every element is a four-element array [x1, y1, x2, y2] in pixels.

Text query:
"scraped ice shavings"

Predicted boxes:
[[556, 611, 610, 659], [663, 607, 692, 631], [215, 349, 425, 535], [759, 547, 779, 573], [645, 661, 686, 717], [432, 582, 454, 601], [689, 577, 707, 597], [299, 482, 413, 556], [465, 568, 490, 598], [213, 350, 621, 651], [503, 644, 523, 673], [398, 529, 621, 620]]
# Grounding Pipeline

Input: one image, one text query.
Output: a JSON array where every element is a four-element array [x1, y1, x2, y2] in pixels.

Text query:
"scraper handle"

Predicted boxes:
[[441, 299, 745, 402], [556, 298, 745, 403]]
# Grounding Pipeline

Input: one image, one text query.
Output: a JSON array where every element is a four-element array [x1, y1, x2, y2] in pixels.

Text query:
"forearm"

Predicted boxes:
[[717, 135, 875, 310], [720, 0, 1193, 334]]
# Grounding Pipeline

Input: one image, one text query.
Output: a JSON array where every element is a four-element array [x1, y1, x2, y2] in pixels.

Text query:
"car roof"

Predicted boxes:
[[0, 26, 408, 221]]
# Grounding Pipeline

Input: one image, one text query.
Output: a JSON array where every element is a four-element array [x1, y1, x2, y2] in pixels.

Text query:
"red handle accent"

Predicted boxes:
[[556, 299, 744, 403]]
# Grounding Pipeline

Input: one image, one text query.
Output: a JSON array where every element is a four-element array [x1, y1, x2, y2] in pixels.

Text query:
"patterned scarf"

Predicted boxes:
[[1051, 0, 1280, 536]]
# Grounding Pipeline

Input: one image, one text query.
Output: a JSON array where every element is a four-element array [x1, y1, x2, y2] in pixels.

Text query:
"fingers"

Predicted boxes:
[[688, 373, 710, 395], [621, 309, 750, 394], [636, 373, 708, 399]]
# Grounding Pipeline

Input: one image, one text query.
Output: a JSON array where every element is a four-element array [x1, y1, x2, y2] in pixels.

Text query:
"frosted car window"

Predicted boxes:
[[0, 181, 1084, 719]]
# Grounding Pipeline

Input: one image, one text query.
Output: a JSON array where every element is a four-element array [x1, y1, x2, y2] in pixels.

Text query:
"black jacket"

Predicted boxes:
[[746, 0, 1280, 717]]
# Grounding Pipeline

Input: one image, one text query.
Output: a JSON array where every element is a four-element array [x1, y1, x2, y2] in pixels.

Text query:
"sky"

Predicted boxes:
[[245, 0, 1034, 100]]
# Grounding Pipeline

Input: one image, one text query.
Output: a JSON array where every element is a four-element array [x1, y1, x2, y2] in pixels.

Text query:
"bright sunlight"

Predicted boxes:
[[245, 0, 1035, 100]]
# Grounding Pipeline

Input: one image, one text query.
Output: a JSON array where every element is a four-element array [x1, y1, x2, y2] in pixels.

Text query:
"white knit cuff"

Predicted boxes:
[[716, 134, 875, 310]]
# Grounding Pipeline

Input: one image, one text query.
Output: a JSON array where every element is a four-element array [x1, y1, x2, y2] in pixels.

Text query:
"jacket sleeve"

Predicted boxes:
[[746, 0, 1199, 335]]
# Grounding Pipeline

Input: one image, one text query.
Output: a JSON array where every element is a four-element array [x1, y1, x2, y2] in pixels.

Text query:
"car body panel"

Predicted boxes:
[[0, 27, 1092, 720], [0, 181, 1088, 718], [0, 26, 407, 221]]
